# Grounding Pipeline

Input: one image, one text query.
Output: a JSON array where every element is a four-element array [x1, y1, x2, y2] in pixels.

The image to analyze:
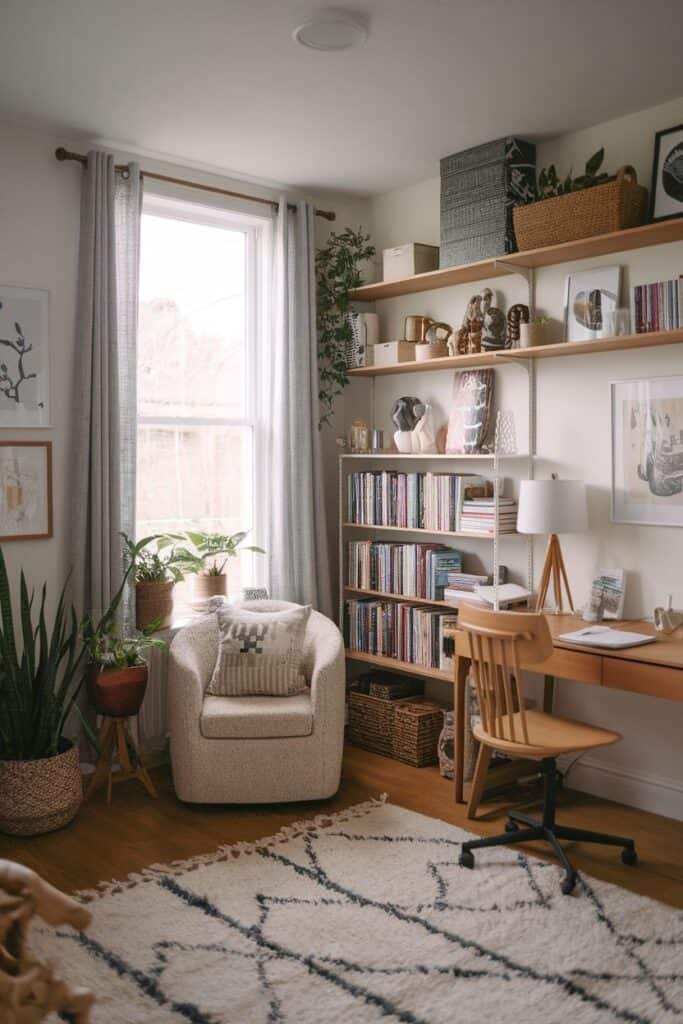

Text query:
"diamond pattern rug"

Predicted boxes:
[[34, 798, 682, 1023]]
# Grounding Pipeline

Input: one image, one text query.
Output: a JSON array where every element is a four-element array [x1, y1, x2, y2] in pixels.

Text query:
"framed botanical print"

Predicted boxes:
[[0, 441, 53, 541], [0, 286, 50, 427], [611, 376, 683, 526], [649, 123, 683, 223]]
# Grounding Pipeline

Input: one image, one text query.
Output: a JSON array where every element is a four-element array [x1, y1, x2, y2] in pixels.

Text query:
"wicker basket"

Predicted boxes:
[[392, 699, 446, 767], [348, 691, 398, 757], [0, 741, 82, 836], [512, 165, 648, 252], [136, 580, 174, 631]]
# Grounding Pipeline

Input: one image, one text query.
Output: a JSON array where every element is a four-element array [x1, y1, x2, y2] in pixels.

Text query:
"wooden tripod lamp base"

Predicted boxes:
[[535, 533, 574, 613], [85, 716, 157, 804]]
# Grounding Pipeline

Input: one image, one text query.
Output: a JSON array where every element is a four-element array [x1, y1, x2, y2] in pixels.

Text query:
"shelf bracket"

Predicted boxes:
[[493, 260, 536, 314]]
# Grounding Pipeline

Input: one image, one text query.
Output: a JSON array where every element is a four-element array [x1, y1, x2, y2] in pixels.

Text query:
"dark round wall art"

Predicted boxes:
[[662, 141, 683, 202]]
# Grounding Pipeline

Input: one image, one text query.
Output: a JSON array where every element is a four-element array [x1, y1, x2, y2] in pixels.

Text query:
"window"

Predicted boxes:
[[136, 194, 268, 592]]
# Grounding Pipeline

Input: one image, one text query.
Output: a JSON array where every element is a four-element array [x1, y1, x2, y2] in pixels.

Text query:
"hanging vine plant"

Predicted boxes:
[[316, 227, 375, 428]]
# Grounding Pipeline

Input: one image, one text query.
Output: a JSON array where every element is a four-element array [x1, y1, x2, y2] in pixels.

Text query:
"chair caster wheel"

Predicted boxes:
[[505, 821, 519, 833], [561, 872, 577, 895], [621, 847, 638, 867], [459, 849, 474, 870]]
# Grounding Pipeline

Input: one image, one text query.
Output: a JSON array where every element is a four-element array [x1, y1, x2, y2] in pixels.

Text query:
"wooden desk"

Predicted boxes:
[[446, 613, 683, 805]]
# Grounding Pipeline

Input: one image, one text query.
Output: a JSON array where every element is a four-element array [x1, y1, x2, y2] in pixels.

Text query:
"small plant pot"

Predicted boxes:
[[0, 740, 82, 836], [519, 322, 547, 348], [88, 664, 148, 718], [191, 574, 228, 607], [135, 580, 174, 631]]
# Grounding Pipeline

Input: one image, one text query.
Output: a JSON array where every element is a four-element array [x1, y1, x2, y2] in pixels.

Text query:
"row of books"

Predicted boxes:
[[460, 497, 518, 535], [347, 472, 494, 532], [633, 277, 682, 334], [347, 542, 463, 600], [345, 599, 456, 670]]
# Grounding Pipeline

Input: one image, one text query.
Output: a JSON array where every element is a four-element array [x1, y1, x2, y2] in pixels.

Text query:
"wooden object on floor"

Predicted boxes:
[[536, 533, 574, 612], [448, 612, 683, 806], [85, 717, 157, 804], [0, 859, 94, 1022]]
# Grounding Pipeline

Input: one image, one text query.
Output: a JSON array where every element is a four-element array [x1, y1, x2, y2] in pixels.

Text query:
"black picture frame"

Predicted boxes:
[[649, 123, 683, 223]]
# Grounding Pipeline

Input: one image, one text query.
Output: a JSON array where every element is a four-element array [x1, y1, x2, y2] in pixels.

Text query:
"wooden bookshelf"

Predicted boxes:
[[343, 522, 516, 540], [344, 585, 460, 609], [349, 219, 683, 302], [498, 327, 683, 361], [345, 648, 451, 682]]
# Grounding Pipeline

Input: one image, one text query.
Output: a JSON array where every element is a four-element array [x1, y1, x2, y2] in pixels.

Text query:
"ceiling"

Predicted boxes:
[[2, 0, 683, 196]]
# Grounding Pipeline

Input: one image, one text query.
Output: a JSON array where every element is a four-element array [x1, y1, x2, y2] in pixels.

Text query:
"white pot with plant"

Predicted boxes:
[[123, 534, 186, 632], [172, 530, 265, 608]]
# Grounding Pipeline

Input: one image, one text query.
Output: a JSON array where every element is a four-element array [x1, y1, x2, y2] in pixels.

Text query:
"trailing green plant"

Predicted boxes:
[[122, 533, 185, 583], [512, 148, 611, 206], [316, 227, 375, 427], [166, 530, 265, 577], [0, 547, 92, 761]]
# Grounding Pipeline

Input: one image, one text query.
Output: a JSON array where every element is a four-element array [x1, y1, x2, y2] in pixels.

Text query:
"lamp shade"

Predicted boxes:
[[517, 479, 588, 535]]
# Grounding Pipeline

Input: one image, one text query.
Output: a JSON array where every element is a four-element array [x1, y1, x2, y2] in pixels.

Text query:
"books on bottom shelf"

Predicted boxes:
[[460, 497, 518, 535]]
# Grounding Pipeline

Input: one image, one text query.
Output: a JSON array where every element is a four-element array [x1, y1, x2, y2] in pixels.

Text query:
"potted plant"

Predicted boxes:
[[519, 315, 552, 348], [123, 534, 185, 631], [171, 530, 265, 606], [0, 548, 92, 836]]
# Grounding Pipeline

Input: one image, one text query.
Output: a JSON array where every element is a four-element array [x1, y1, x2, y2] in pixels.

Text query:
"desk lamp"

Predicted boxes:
[[517, 477, 588, 613]]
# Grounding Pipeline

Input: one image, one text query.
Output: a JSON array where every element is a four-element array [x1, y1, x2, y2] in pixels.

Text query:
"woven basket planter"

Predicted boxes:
[[0, 741, 82, 836], [135, 580, 174, 631], [191, 573, 227, 607], [513, 165, 648, 251]]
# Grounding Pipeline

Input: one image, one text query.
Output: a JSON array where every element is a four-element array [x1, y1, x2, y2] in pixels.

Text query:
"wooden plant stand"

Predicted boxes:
[[84, 716, 157, 804]]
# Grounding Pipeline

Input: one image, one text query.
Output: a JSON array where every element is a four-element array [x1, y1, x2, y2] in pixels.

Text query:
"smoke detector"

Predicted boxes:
[[293, 12, 368, 51]]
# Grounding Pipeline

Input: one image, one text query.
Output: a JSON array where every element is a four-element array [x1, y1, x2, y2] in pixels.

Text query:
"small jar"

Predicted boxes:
[[349, 420, 370, 452]]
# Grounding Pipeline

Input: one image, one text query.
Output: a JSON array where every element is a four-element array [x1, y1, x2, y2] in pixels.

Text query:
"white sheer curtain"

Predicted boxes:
[[262, 198, 333, 617]]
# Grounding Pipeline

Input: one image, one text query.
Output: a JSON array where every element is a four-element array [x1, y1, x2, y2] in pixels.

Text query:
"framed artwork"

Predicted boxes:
[[611, 376, 683, 526], [0, 441, 53, 541], [0, 286, 50, 427], [564, 265, 621, 342], [585, 569, 625, 621], [649, 123, 683, 223]]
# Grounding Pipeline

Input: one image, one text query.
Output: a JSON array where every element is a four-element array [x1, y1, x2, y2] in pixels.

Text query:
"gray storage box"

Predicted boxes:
[[440, 137, 536, 267]]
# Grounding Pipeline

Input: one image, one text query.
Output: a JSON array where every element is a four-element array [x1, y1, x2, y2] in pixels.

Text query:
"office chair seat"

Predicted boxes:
[[473, 710, 621, 759]]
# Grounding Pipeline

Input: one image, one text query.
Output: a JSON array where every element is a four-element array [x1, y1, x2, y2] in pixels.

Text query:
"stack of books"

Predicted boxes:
[[345, 599, 453, 670], [460, 497, 517, 534], [347, 542, 463, 600], [632, 277, 682, 334], [347, 471, 491, 532]]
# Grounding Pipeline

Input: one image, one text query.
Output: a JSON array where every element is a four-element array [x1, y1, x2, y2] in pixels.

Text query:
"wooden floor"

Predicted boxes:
[[2, 744, 682, 907]]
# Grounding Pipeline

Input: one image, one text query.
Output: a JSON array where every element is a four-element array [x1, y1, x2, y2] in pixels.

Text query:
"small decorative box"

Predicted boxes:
[[382, 243, 439, 282], [371, 341, 417, 367]]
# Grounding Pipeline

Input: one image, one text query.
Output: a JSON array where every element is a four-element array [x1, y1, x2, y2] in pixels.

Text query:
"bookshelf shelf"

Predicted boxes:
[[345, 585, 461, 610], [342, 522, 517, 540], [345, 649, 451, 683], [339, 452, 531, 461], [349, 219, 683, 302], [497, 327, 683, 361], [348, 351, 498, 377]]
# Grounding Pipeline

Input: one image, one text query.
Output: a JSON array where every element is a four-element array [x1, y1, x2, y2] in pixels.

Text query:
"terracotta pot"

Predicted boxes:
[[88, 664, 148, 718], [0, 740, 82, 836], [519, 322, 547, 348], [136, 580, 174, 631], [191, 574, 227, 606]]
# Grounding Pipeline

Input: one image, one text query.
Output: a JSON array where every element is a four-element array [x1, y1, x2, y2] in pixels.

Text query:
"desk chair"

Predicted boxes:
[[457, 604, 637, 895]]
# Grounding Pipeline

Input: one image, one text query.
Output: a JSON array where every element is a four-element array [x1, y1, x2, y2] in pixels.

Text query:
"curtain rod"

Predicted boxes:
[[55, 147, 336, 221]]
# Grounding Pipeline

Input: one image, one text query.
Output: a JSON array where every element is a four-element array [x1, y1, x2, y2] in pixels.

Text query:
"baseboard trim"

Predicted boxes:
[[563, 756, 683, 821]]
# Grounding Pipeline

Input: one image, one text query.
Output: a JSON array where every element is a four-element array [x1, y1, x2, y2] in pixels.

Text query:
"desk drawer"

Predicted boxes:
[[603, 658, 683, 701], [528, 648, 602, 685]]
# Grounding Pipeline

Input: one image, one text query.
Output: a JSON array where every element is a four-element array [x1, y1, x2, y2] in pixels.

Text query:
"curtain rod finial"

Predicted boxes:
[[55, 147, 68, 161]]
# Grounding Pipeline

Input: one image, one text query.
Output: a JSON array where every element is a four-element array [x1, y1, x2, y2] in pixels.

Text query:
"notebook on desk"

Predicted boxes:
[[558, 625, 657, 650]]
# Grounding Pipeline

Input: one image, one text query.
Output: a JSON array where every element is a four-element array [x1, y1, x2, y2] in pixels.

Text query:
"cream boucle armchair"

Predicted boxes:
[[167, 601, 346, 803]]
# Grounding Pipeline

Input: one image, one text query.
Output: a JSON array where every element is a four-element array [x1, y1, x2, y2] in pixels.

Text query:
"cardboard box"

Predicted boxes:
[[371, 341, 417, 367], [382, 243, 439, 282]]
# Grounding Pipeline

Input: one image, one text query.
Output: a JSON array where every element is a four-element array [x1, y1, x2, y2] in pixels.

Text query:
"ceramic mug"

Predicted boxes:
[[404, 315, 434, 343]]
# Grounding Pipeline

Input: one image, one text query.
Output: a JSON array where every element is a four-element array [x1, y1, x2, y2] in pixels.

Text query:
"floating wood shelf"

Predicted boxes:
[[345, 648, 451, 682], [339, 452, 530, 460], [498, 327, 683, 360], [345, 586, 460, 609], [348, 351, 499, 377], [342, 522, 515, 540], [349, 219, 683, 302]]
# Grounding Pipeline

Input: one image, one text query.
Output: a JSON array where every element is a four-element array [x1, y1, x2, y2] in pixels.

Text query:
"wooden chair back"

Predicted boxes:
[[457, 604, 553, 747]]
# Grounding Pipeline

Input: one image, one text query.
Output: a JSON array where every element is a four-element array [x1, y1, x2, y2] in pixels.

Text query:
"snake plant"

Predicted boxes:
[[0, 547, 92, 761]]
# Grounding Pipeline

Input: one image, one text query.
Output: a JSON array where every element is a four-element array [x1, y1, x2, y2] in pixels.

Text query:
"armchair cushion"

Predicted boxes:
[[200, 693, 313, 739]]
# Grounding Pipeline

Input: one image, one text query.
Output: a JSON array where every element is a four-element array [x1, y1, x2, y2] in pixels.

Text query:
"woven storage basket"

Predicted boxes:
[[348, 691, 400, 757], [392, 698, 448, 768], [136, 580, 174, 630], [512, 165, 647, 251], [0, 742, 82, 836]]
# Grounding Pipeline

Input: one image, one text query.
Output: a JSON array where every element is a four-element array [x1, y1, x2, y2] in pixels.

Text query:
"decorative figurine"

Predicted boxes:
[[391, 397, 438, 453], [506, 303, 530, 348], [480, 288, 507, 351]]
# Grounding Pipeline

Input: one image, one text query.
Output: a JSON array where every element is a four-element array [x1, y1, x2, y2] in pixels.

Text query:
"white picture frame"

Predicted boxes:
[[0, 286, 50, 428], [564, 265, 621, 343], [611, 375, 683, 526]]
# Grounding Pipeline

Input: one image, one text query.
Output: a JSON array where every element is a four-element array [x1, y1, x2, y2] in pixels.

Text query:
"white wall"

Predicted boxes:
[[352, 94, 683, 819]]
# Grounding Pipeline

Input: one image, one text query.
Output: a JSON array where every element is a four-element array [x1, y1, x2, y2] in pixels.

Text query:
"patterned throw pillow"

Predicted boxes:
[[206, 604, 311, 697]]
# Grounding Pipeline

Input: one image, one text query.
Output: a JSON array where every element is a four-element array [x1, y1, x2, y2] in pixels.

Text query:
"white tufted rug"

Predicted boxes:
[[35, 798, 682, 1024]]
